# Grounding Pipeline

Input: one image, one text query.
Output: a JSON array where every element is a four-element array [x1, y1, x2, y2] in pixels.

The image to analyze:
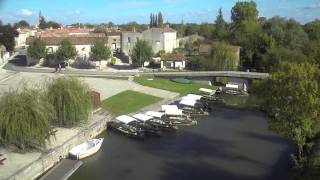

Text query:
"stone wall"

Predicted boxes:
[[7, 115, 110, 180]]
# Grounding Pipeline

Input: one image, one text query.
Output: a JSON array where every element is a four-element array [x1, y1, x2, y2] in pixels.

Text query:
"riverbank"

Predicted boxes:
[[0, 111, 112, 180]]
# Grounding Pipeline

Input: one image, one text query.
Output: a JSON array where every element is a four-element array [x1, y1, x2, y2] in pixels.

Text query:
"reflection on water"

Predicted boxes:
[[70, 106, 294, 180]]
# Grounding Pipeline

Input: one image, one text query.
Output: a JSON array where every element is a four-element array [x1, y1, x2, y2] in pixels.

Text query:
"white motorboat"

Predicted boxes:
[[69, 138, 104, 160]]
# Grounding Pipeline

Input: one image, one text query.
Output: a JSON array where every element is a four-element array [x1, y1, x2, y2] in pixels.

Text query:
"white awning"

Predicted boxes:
[[116, 115, 137, 124], [186, 94, 202, 100], [133, 114, 153, 122], [165, 108, 183, 116], [179, 99, 197, 107], [199, 88, 216, 94], [161, 105, 179, 111], [226, 84, 239, 89], [145, 111, 165, 118]]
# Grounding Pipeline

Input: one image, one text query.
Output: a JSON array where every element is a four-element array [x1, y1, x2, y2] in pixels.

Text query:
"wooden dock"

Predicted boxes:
[[39, 159, 82, 180]]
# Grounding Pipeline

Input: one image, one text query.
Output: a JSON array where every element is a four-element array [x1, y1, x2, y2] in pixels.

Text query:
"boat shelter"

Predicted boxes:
[[116, 115, 137, 124], [133, 114, 153, 122], [165, 108, 183, 116], [145, 111, 165, 119], [199, 88, 216, 95], [162, 105, 179, 111]]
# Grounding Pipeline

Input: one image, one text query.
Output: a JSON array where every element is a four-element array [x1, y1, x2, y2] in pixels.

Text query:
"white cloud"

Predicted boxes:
[[17, 9, 33, 17], [303, 3, 320, 9], [74, 9, 81, 15]]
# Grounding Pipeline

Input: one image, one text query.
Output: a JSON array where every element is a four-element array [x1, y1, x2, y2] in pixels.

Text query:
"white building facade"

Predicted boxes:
[[121, 27, 178, 56]]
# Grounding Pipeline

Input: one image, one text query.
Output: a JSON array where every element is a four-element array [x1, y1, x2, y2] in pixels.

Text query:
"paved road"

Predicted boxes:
[[4, 55, 270, 79]]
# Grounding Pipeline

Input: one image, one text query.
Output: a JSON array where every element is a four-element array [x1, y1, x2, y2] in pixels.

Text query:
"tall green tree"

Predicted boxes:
[[27, 38, 47, 64], [131, 40, 153, 67], [213, 8, 227, 40], [304, 19, 320, 41], [158, 12, 164, 27], [47, 77, 91, 127], [206, 41, 239, 70], [0, 86, 54, 150], [55, 39, 77, 64], [0, 24, 19, 51], [90, 41, 112, 64], [231, 1, 259, 25], [14, 20, 30, 28], [256, 62, 320, 165]]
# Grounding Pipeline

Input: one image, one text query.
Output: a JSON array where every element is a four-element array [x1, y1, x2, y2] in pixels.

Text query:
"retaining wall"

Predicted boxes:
[[7, 115, 110, 180]]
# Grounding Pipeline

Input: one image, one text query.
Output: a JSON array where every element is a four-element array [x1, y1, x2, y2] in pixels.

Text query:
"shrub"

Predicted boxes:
[[0, 86, 54, 150], [110, 58, 116, 65], [47, 77, 92, 127], [71, 58, 95, 69]]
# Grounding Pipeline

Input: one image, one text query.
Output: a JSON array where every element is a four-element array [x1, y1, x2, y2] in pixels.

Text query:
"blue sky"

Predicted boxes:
[[0, 0, 319, 25]]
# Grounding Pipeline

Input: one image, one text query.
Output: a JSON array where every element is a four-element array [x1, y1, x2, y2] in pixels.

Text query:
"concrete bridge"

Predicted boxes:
[[143, 71, 270, 80]]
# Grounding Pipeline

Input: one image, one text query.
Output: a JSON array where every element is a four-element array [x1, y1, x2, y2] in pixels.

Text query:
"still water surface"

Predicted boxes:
[[70, 106, 294, 180]]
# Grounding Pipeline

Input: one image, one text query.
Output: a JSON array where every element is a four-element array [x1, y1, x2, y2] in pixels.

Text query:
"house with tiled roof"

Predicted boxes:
[[160, 53, 185, 70], [26, 28, 109, 62]]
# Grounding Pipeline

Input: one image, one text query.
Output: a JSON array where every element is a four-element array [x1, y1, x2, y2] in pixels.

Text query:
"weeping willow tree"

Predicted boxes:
[[0, 87, 54, 150], [47, 77, 91, 127]]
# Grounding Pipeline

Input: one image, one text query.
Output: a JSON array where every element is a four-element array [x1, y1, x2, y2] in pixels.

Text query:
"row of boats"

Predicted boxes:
[[68, 88, 221, 159], [107, 88, 222, 139]]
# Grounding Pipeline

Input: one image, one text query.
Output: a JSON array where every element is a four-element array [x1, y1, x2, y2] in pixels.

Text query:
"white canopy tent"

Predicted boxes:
[[133, 114, 153, 122], [116, 115, 137, 124], [186, 94, 202, 100], [199, 88, 216, 95], [165, 108, 183, 116], [145, 111, 165, 119], [179, 99, 197, 107], [161, 105, 179, 111], [226, 84, 239, 89]]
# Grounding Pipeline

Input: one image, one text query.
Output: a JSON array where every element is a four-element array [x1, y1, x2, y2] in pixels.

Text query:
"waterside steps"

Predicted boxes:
[[39, 159, 82, 180]]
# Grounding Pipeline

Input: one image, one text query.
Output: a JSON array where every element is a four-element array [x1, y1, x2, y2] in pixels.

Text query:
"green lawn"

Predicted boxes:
[[134, 76, 215, 95], [101, 90, 162, 115]]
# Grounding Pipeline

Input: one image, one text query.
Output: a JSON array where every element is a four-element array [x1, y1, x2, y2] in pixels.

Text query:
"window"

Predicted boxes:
[[47, 47, 53, 54], [128, 37, 131, 43], [113, 39, 117, 42]]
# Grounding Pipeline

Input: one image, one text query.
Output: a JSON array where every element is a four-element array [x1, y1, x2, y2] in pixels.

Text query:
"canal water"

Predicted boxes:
[[70, 106, 295, 180]]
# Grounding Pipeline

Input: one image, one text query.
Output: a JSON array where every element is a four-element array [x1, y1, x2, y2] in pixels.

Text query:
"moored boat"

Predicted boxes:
[[179, 95, 209, 116], [69, 138, 104, 160], [162, 105, 197, 126], [107, 115, 145, 138], [145, 111, 178, 131], [133, 114, 162, 136]]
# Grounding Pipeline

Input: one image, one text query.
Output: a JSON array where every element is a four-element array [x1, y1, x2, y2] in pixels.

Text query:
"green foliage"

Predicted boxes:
[[264, 17, 309, 50], [206, 41, 239, 70], [262, 47, 308, 72], [93, 27, 105, 33], [0, 24, 18, 51], [0, 86, 54, 150], [231, 1, 259, 25], [213, 8, 228, 40], [110, 57, 116, 65], [304, 19, 320, 41], [47, 77, 91, 127], [199, 23, 214, 39], [90, 41, 112, 62], [101, 90, 162, 116], [131, 40, 153, 67], [256, 62, 320, 165], [134, 76, 214, 95], [27, 38, 47, 64], [55, 39, 77, 63], [39, 15, 60, 29], [14, 20, 30, 28]]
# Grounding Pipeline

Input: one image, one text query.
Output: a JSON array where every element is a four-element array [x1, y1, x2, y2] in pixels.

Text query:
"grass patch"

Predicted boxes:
[[101, 90, 162, 115], [134, 76, 215, 95]]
